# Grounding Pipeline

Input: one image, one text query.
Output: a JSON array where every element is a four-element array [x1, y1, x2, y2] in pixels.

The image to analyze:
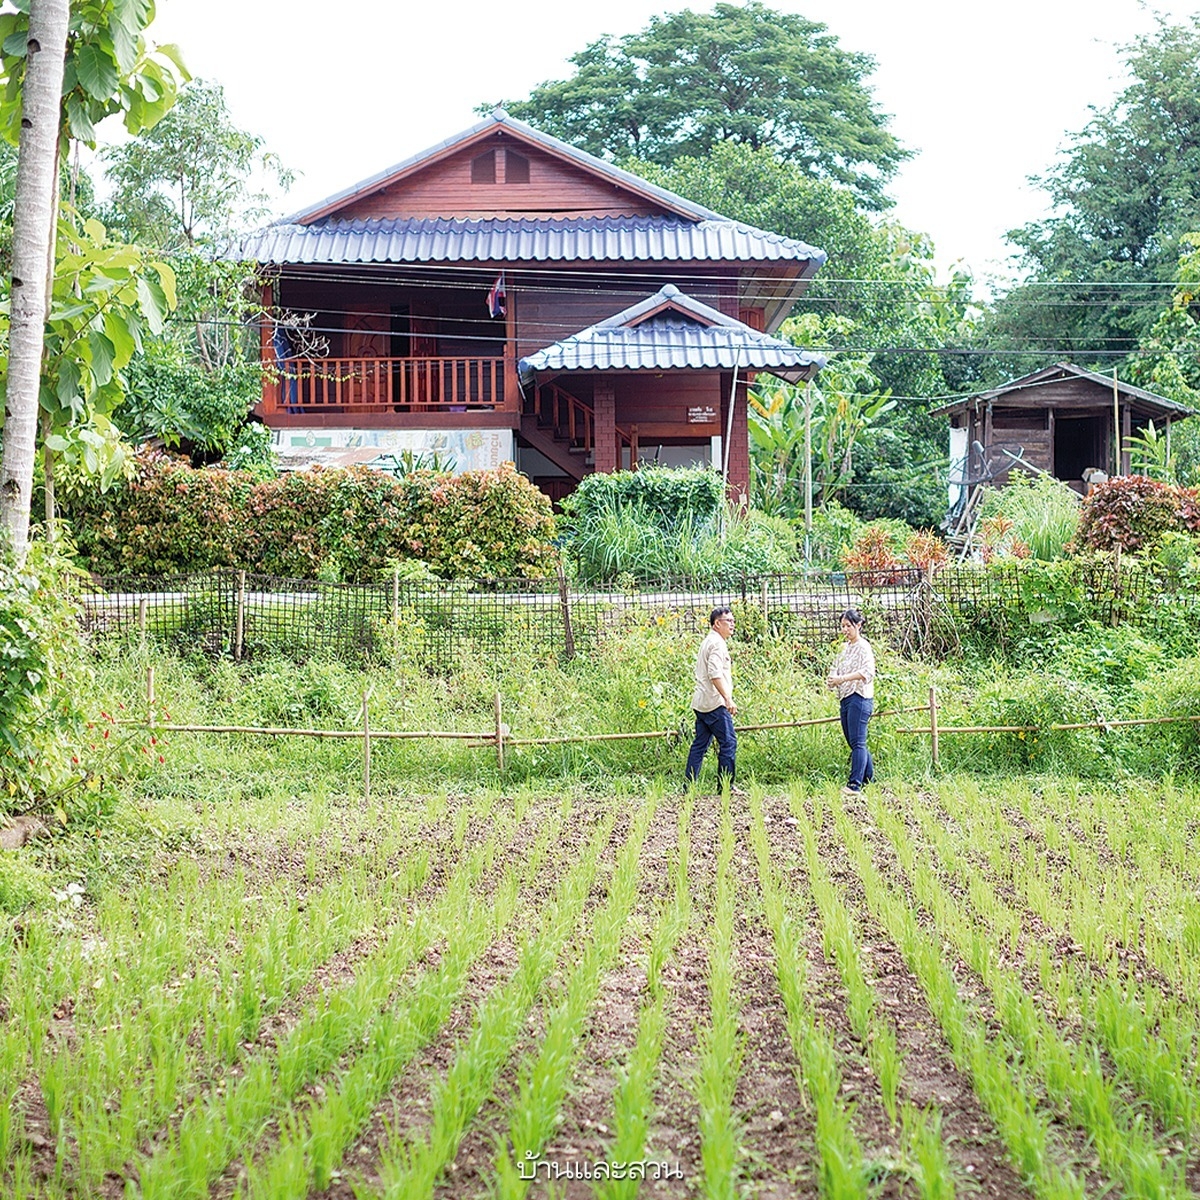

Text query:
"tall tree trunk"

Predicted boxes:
[[0, 0, 68, 560]]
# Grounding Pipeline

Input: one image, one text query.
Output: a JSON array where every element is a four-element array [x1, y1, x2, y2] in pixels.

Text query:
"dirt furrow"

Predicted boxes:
[[728, 794, 816, 1198], [522, 797, 682, 1198], [641, 790, 722, 1195]]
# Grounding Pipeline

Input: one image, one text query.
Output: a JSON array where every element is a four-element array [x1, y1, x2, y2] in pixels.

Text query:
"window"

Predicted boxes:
[[505, 150, 530, 184], [471, 150, 496, 183]]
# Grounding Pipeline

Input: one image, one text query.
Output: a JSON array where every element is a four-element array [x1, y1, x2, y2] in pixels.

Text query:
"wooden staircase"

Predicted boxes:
[[519, 381, 637, 480]]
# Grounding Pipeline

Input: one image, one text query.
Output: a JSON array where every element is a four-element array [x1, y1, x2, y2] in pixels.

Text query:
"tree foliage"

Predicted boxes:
[[990, 15, 1200, 363], [0, 0, 186, 552], [488, 0, 908, 210], [100, 78, 292, 251], [97, 80, 292, 460]]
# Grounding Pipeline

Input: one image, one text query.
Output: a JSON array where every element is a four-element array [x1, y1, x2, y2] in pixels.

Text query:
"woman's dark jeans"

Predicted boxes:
[[839, 693, 874, 790]]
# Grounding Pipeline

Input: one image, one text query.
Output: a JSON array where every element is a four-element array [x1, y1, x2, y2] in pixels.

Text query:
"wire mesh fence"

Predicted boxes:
[[73, 557, 1198, 667]]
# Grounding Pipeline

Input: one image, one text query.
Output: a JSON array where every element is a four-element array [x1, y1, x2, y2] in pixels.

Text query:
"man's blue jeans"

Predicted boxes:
[[839, 693, 874, 791], [685, 706, 736, 785]]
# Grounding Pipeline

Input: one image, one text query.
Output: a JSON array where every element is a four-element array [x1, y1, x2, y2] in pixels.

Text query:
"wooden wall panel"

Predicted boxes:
[[614, 373, 724, 436], [515, 278, 733, 357], [327, 136, 670, 221]]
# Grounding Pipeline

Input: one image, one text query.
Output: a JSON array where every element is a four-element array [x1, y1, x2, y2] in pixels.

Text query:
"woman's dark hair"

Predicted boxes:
[[841, 608, 865, 628]]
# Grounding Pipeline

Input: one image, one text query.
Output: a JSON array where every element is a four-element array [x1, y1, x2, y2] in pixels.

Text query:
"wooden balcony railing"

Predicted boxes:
[[263, 357, 509, 416]]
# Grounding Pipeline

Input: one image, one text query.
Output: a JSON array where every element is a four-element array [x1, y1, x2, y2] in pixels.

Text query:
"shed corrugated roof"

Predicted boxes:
[[518, 285, 824, 384], [234, 214, 826, 270], [932, 361, 1196, 418]]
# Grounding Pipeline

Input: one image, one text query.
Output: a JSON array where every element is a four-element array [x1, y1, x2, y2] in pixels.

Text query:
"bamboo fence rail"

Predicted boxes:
[[128, 671, 1200, 801]]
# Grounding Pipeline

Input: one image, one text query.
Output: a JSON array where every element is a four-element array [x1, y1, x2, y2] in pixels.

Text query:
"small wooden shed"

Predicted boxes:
[[935, 362, 1195, 507]]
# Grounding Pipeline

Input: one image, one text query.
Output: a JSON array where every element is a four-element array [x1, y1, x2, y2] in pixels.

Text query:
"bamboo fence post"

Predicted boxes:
[[391, 569, 400, 627], [494, 691, 505, 771], [362, 689, 371, 804], [147, 666, 155, 727], [761, 578, 769, 627], [1112, 545, 1122, 627], [138, 597, 147, 646], [234, 570, 246, 661], [929, 685, 939, 768], [557, 562, 575, 660]]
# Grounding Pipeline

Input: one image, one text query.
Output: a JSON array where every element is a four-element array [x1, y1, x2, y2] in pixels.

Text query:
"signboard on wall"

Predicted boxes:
[[687, 405, 717, 425], [272, 428, 514, 474]]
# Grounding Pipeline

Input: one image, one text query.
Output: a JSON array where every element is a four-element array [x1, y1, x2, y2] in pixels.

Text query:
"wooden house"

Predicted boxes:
[[235, 109, 826, 501], [934, 363, 1195, 509]]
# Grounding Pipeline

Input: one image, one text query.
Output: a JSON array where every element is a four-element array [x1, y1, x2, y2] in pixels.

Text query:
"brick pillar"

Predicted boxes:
[[594, 379, 618, 473], [726, 381, 750, 504]]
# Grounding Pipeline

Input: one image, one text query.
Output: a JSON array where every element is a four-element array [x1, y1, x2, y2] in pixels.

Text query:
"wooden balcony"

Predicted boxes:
[[261, 357, 514, 425]]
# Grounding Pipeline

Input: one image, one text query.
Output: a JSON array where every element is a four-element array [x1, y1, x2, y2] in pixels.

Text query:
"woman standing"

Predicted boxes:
[[826, 609, 875, 796]]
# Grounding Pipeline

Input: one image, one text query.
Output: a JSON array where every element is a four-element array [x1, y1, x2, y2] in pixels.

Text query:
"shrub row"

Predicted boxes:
[[62, 452, 559, 581]]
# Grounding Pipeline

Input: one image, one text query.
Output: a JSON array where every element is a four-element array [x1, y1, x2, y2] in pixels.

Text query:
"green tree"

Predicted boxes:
[[989, 15, 1200, 364], [488, 0, 908, 210], [0, 0, 185, 552], [97, 79, 293, 460], [1127, 233, 1200, 484], [636, 143, 973, 525], [749, 314, 896, 516], [100, 77, 292, 251]]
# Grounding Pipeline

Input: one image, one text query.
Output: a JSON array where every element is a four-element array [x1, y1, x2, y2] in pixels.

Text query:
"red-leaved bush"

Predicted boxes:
[[1074, 476, 1200, 552]]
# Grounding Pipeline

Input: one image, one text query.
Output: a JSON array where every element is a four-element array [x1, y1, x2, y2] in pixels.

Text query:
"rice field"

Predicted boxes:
[[4, 775, 1200, 1198]]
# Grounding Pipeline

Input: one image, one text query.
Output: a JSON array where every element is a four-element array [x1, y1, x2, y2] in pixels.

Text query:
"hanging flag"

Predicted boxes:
[[486, 272, 507, 319]]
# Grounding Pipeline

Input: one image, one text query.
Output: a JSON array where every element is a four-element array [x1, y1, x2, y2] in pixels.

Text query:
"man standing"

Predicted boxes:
[[685, 606, 739, 790]]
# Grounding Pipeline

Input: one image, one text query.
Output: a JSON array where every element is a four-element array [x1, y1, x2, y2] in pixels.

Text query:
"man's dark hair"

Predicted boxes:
[[709, 605, 733, 626]]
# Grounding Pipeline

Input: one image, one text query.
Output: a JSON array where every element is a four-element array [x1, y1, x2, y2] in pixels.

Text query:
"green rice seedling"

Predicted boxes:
[[132, 809, 524, 1200], [369, 811, 618, 1200], [600, 793, 693, 1200], [900, 1105, 955, 1200], [830, 792, 1086, 1200], [864, 788, 1191, 1198], [35, 801, 461, 1197], [493, 797, 657, 1199], [793, 799, 905, 1125], [909, 783, 1200, 1137], [241, 863, 534, 1197], [747, 787, 868, 1199], [690, 790, 745, 1200]]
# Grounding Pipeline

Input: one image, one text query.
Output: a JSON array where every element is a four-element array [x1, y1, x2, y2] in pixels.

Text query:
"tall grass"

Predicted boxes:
[[566, 494, 796, 583], [980, 472, 1080, 560]]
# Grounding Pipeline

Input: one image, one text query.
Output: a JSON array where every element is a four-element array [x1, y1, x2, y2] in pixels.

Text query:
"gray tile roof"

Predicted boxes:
[[518, 285, 825, 384], [234, 214, 826, 271]]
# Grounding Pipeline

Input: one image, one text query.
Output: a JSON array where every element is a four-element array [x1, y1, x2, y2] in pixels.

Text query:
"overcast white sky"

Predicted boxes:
[[144, 0, 1194, 289]]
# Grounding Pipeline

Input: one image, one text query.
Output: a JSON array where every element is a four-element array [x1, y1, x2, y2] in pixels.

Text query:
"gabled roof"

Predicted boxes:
[[236, 214, 826, 273], [518, 284, 825, 385], [933, 361, 1196, 419], [284, 109, 725, 226]]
